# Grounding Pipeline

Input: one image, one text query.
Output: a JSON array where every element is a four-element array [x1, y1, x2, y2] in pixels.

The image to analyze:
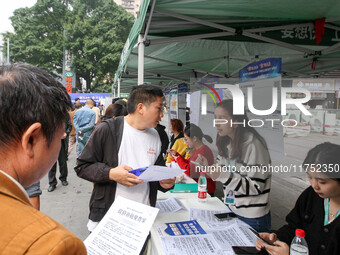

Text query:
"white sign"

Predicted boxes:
[[335, 80, 340, 91], [293, 79, 335, 92]]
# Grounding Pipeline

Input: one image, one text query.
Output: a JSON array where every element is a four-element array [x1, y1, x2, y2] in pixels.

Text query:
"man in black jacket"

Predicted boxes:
[[47, 116, 72, 192], [155, 123, 169, 166], [75, 84, 175, 232]]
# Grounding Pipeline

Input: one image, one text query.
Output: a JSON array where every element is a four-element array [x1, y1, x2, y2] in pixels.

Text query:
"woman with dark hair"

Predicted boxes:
[[169, 124, 216, 196], [198, 99, 271, 232], [97, 103, 128, 124], [166, 119, 186, 164], [257, 142, 340, 255]]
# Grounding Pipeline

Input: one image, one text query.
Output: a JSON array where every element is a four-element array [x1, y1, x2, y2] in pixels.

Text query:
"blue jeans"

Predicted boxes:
[[76, 133, 90, 156], [237, 212, 271, 232]]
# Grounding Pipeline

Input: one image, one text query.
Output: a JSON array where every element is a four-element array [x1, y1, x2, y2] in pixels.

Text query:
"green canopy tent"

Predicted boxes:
[[114, 0, 340, 94]]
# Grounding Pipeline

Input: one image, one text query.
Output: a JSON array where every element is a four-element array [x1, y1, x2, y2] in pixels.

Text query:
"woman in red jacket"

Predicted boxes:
[[169, 124, 216, 196]]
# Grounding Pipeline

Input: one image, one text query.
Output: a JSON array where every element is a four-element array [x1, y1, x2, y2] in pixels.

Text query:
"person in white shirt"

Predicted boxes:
[[75, 84, 175, 232]]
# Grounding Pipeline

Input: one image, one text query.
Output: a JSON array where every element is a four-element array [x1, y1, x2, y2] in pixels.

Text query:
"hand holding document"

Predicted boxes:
[[84, 196, 159, 255], [137, 165, 185, 182]]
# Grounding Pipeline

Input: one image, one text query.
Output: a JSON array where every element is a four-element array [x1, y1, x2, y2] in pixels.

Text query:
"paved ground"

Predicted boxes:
[[40, 133, 340, 240], [40, 150, 92, 241]]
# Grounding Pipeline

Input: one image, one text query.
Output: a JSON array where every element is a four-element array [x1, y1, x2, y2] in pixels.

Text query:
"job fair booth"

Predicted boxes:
[[84, 0, 340, 254]]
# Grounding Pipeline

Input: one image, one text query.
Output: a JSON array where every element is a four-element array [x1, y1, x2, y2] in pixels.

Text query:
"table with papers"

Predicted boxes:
[[148, 191, 257, 255]]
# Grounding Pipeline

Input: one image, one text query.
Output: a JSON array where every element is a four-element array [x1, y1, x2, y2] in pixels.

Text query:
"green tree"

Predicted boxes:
[[2, 0, 134, 92], [65, 0, 134, 92], [2, 0, 72, 75]]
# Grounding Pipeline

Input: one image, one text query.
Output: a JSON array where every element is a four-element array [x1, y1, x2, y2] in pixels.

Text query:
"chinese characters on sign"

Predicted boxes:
[[281, 26, 315, 40], [280, 26, 340, 42], [64, 49, 72, 71], [66, 76, 72, 93], [63, 49, 76, 94]]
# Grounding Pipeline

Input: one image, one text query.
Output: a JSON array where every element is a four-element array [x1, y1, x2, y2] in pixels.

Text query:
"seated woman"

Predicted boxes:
[[256, 142, 340, 255], [197, 99, 271, 232], [166, 119, 187, 165], [169, 124, 216, 196]]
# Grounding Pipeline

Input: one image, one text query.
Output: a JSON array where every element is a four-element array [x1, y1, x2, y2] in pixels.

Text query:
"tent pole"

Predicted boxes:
[[138, 34, 144, 85], [135, 51, 225, 78], [144, 71, 187, 83], [154, 9, 315, 55], [132, 51, 227, 67], [144, 0, 156, 39], [150, 32, 232, 45], [324, 24, 340, 31], [227, 41, 230, 76], [322, 42, 340, 55], [118, 78, 121, 98], [202, 60, 225, 79]]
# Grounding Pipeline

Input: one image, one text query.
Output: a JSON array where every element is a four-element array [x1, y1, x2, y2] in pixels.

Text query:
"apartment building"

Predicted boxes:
[[114, 0, 141, 17]]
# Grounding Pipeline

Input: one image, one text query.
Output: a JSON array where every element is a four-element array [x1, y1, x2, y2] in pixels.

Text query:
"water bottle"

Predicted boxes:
[[198, 172, 207, 202], [290, 229, 309, 255]]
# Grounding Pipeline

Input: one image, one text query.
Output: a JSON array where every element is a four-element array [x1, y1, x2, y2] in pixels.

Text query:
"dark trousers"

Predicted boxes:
[[48, 140, 68, 186]]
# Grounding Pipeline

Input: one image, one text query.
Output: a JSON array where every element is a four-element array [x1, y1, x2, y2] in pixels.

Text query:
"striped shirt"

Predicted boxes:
[[216, 132, 271, 218]]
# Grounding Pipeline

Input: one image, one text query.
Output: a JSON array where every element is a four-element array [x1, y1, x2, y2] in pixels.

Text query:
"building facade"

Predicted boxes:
[[113, 0, 141, 17]]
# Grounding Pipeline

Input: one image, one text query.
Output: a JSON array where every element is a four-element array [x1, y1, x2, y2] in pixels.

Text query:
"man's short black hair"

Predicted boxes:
[[127, 84, 163, 114], [74, 102, 82, 109], [0, 63, 72, 147]]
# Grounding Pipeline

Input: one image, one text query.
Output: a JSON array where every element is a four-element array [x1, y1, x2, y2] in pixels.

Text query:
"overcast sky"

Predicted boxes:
[[0, 0, 37, 34]]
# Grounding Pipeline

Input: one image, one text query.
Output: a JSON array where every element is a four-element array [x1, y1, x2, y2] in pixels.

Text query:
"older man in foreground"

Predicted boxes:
[[0, 63, 86, 254]]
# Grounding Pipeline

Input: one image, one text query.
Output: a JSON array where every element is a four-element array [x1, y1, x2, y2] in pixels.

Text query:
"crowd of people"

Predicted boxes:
[[0, 62, 340, 255]]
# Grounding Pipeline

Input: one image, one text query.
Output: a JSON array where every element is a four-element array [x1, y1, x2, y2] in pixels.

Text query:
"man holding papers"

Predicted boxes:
[[75, 84, 175, 232]]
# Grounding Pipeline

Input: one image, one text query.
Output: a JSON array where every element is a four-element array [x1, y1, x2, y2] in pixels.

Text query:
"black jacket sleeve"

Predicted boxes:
[[65, 115, 72, 135], [275, 186, 314, 244]]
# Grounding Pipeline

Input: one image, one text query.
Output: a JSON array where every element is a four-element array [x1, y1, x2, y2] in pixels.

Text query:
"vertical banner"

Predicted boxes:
[[164, 88, 171, 135], [239, 58, 284, 160], [170, 87, 178, 119], [63, 49, 76, 93], [177, 83, 188, 125]]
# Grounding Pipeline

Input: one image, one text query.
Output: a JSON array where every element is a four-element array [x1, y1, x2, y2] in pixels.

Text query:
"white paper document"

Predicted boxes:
[[156, 197, 186, 213], [204, 219, 240, 230], [190, 208, 231, 223], [206, 223, 257, 254], [138, 165, 185, 182], [160, 234, 223, 255], [84, 196, 159, 255]]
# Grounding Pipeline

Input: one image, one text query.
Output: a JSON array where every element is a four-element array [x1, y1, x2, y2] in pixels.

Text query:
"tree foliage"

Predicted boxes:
[[65, 0, 134, 92], [3, 0, 71, 75], [2, 0, 134, 92]]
